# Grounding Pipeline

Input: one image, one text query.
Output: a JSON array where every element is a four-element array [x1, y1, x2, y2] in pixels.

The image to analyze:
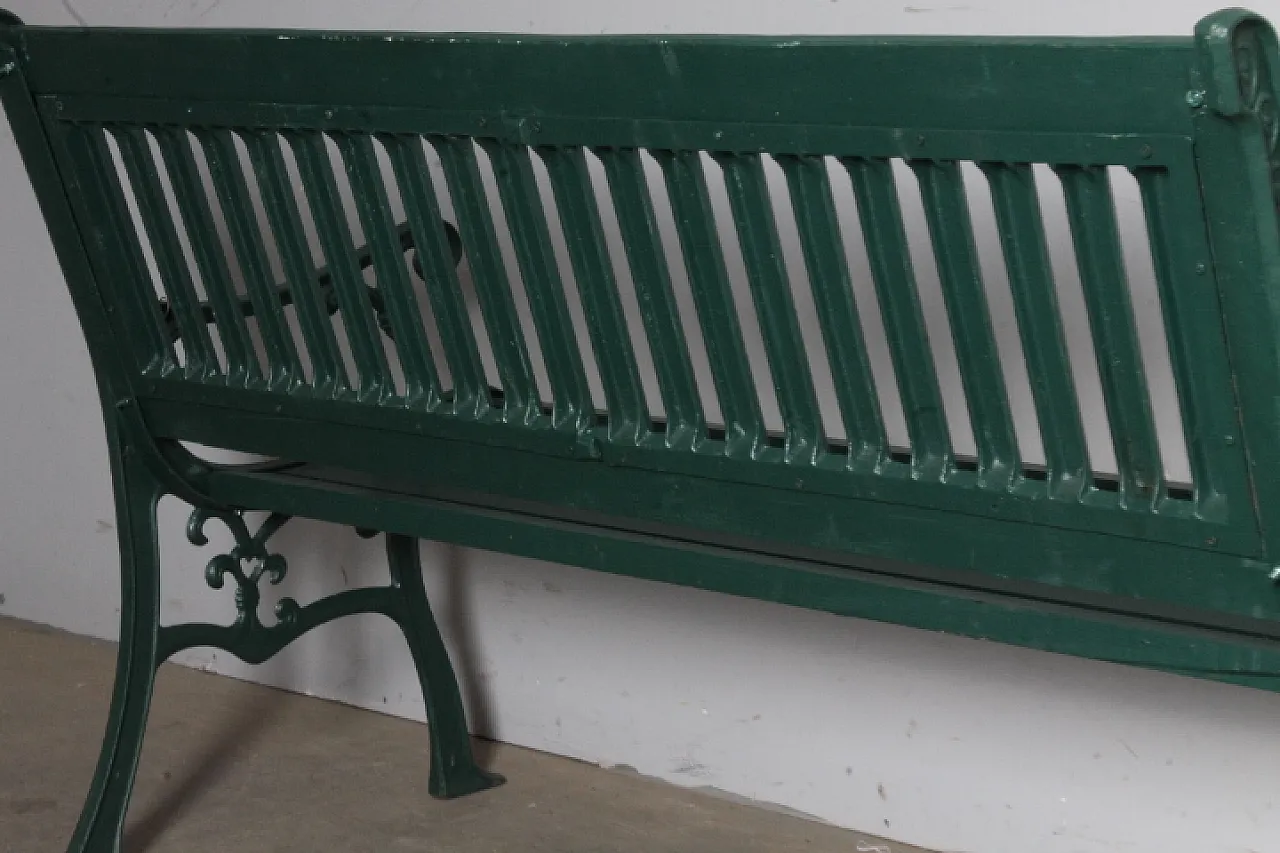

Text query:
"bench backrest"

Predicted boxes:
[[6, 10, 1280, 657]]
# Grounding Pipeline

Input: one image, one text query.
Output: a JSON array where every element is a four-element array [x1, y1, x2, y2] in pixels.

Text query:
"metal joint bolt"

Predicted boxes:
[[1186, 89, 1207, 108], [0, 60, 15, 79], [1269, 566, 1280, 583]]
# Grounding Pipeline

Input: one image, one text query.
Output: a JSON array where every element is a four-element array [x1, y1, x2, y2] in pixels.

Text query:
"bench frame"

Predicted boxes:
[[7, 7, 1280, 851]]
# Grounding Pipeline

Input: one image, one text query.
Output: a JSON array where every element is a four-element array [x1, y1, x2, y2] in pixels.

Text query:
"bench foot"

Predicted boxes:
[[386, 533, 505, 798], [67, 450, 163, 853]]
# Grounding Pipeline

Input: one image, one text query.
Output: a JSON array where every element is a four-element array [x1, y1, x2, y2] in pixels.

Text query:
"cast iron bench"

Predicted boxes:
[[5, 8, 1280, 850]]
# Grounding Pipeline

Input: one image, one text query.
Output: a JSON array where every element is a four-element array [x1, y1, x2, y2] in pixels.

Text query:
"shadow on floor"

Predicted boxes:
[[125, 692, 283, 853]]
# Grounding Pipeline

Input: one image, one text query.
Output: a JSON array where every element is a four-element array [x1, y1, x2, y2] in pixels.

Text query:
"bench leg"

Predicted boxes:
[[66, 463, 502, 850], [385, 533, 505, 798], [67, 450, 163, 853]]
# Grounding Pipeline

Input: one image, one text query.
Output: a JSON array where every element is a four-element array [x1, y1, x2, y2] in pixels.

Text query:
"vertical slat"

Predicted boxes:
[[338, 133, 441, 407], [980, 163, 1089, 496], [841, 157, 951, 476], [540, 145, 650, 443], [714, 152, 824, 464], [911, 160, 1018, 485], [656, 150, 765, 458], [430, 135, 539, 422], [288, 131, 392, 402], [382, 135, 489, 417], [111, 126, 217, 379], [153, 126, 259, 386], [778, 154, 886, 467], [243, 130, 345, 394], [62, 125, 175, 373], [1055, 164, 1163, 507], [478, 141, 593, 432], [195, 128, 302, 389], [1135, 165, 1232, 506], [597, 148, 706, 449]]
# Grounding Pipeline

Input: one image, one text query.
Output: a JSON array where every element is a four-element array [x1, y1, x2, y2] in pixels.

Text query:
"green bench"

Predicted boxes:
[[5, 7, 1280, 849]]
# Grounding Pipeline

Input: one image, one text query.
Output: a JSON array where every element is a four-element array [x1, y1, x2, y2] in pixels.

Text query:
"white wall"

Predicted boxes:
[[4, 2, 1280, 852]]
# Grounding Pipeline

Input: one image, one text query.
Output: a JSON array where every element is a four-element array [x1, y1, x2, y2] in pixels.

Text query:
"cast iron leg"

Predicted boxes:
[[65, 455, 499, 852], [67, 448, 163, 853], [385, 533, 504, 798]]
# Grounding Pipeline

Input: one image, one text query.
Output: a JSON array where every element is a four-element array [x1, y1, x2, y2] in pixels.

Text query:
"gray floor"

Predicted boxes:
[[0, 616, 932, 852]]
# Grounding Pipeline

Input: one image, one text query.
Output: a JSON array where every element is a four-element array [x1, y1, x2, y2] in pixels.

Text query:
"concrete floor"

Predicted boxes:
[[0, 616, 932, 852]]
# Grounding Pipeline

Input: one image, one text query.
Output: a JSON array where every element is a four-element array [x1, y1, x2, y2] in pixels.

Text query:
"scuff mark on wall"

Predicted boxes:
[[60, 0, 87, 26]]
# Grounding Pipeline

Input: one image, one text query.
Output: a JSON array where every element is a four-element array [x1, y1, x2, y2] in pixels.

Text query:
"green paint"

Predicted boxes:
[[4, 9, 1280, 850]]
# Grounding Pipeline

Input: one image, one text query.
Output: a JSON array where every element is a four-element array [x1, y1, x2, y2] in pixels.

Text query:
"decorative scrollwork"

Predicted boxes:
[[186, 508, 297, 631], [1231, 21, 1280, 202]]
